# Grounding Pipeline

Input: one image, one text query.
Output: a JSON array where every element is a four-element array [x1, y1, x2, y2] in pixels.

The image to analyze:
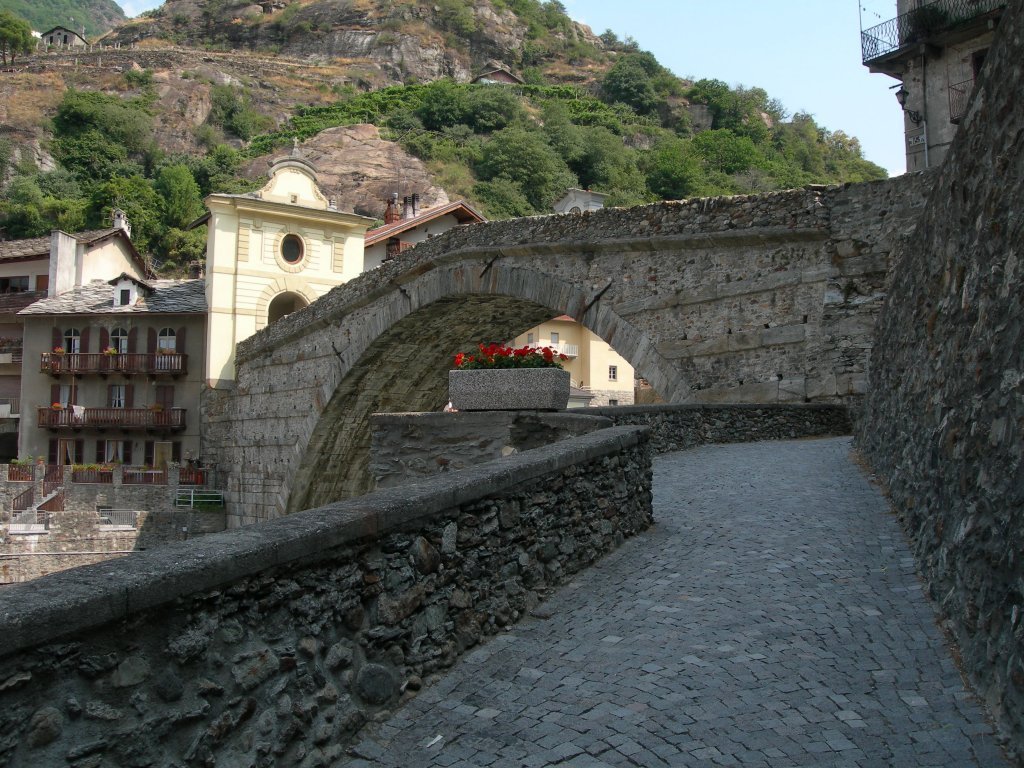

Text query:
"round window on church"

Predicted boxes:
[[281, 234, 304, 264]]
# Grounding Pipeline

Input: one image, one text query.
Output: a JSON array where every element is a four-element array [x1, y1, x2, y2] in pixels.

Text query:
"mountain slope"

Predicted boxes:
[[0, 0, 126, 37]]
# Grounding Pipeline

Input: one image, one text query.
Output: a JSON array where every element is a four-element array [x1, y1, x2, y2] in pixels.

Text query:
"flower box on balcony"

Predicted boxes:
[[448, 368, 570, 411]]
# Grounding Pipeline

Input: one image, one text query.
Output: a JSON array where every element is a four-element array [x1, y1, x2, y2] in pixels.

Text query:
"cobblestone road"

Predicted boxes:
[[343, 438, 1007, 767]]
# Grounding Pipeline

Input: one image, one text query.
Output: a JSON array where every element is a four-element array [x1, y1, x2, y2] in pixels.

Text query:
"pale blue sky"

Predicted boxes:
[[119, 0, 906, 176]]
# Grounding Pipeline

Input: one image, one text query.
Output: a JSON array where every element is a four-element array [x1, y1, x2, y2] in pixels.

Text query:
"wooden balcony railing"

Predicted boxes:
[[41, 352, 188, 376], [37, 407, 187, 430], [7, 463, 32, 482]]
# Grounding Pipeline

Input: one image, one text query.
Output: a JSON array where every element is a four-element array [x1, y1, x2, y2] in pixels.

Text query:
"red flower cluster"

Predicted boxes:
[[453, 343, 569, 370]]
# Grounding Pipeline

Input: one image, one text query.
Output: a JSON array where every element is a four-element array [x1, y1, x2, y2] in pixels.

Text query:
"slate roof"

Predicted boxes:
[[0, 291, 46, 315], [19, 280, 207, 316], [0, 228, 137, 264]]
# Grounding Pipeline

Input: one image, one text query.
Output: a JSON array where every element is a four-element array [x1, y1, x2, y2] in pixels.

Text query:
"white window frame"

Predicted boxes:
[[157, 328, 177, 352], [109, 385, 126, 408], [608, 365, 618, 381], [111, 327, 128, 353]]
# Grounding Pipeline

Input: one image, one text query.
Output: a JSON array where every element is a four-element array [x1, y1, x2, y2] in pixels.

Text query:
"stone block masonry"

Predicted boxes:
[[856, 2, 1024, 759], [209, 173, 930, 524], [0, 425, 651, 767]]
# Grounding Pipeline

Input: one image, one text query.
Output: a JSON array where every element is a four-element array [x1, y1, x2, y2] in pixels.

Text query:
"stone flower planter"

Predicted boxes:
[[449, 368, 570, 411]]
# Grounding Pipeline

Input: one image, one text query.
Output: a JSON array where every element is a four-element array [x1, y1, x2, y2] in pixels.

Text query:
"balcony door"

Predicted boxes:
[[57, 439, 78, 465], [153, 441, 173, 470]]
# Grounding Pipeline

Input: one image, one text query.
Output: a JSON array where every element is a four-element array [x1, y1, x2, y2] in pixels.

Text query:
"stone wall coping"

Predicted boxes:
[[588, 403, 848, 416], [370, 411, 612, 429], [0, 424, 648, 660]]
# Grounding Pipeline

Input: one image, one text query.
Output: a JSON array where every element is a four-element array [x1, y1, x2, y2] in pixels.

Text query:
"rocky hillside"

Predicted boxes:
[[0, 0, 126, 37], [105, 0, 606, 89]]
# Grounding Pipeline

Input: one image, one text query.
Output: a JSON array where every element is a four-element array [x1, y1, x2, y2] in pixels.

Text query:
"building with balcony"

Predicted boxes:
[[861, 0, 1007, 170], [0, 211, 147, 460], [18, 276, 206, 466], [511, 315, 636, 407]]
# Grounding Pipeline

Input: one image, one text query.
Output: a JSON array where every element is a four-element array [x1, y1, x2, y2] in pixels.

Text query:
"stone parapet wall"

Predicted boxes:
[[856, 4, 1024, 759], [0, 426, 652, 767], [593, 403, 852, 454]]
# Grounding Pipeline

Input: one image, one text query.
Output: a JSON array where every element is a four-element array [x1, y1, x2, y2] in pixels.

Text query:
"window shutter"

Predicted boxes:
[[124, 441, 133, 464], [96, 440, 105, 463], [52, 328, 62, 350], [177, 327, 187, 353], [172, 442, 182, 462], [99, 327, 109, 351], [156, 385, 174, 408], [48, 439, 58, 465], [68, 384, 77, 406], [125, 385, 134, 409], [148, 328, 157, 354], [81, 327, 91, 354], [127, 327, 138, 353], [74, 439, 83, 463], [144, 441, 154, 466], [50, 384, 59, 406]]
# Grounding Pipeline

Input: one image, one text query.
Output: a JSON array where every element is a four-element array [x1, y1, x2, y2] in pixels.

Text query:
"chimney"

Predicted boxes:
[[402, 196, 412, 220], [112, 208, 131, 238], [384, 193, 400, 224], [412, 193, 419, 218], [188, 260, 205, 279]]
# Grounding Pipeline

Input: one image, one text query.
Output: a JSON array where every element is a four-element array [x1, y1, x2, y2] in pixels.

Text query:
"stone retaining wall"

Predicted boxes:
[[856, 4, 1024, 759], [369, 411, 610, 488], [0, 426, 651, 767], [596, 403, 851, 454]]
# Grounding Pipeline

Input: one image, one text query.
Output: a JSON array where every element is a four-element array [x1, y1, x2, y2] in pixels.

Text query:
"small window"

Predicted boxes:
[[120, 289, 131, 306], [103, 440, 125, 463], [158, 328, 177, 352], [608, 365, 618, 381], [550, 332, 559, 344], [0, 276, 29, 293], [63, 328, 81, 353], [527, 332, 534, 344], [281, 234, 304, 264], [111, 327, 128, 354], [609, 399, 619, 406]]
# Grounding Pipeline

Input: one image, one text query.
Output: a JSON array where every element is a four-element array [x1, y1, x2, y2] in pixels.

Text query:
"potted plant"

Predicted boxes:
[[52, 346, 65, 355], [449, 343, 571, 411], [103, 346, 119, 356]]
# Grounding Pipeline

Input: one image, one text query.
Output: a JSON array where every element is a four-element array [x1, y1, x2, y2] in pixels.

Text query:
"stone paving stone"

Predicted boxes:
[[339, 438, 1010, 767]]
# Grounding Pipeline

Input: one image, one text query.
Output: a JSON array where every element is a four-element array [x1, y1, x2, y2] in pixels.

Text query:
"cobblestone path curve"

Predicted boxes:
[[343, 437, 1007, 767]]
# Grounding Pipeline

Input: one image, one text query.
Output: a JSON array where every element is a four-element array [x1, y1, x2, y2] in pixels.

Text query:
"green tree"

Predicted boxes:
[[476, 127, 576, 210], [643, 138, 707, 200], [416, 79, 471, 131], [601, 55, 660, 115], [156, 164, 204, 228], [88, 176, 162, 255], [690, 129, 763, 175], [0, 10, 33, 66]]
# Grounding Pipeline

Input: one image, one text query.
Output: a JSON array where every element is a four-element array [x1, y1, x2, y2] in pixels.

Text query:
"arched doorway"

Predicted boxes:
[[267, 292, 309, 324]]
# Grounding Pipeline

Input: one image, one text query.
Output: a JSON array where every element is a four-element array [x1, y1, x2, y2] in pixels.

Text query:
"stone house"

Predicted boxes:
[[363, 196, 485, 271], [39, 26, 88, 48], [553, 188, 610, 215], [17, 276, 207, 467], [860, 0, 1007, 169], [471, 67, 525, 85], [0, 212, 145, 460]]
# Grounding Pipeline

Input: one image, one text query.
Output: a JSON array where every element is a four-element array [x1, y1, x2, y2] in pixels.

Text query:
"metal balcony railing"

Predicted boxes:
[[948, 77, 975, 122], [41, 352, 188, 376], [547, 342, 579, 358], [37, 407, 187, 430], [861, 0, 1006, 63]]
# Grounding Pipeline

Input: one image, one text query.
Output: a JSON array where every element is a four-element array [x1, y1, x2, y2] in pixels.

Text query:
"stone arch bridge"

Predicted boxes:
[[204, 176, 928, 525]]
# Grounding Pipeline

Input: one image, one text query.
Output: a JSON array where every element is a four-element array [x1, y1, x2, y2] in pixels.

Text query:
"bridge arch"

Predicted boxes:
[[280, 262, 682, 512]]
